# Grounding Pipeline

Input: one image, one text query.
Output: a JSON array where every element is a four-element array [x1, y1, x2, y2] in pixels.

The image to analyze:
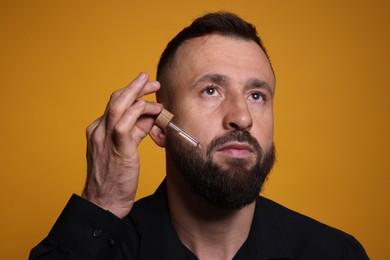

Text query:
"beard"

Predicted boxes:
[[166, 129, 275, 210]]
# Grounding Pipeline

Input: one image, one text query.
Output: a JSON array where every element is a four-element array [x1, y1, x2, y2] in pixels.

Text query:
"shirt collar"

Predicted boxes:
[[138, 180, 292, 259], [242, 196, 292, 259]]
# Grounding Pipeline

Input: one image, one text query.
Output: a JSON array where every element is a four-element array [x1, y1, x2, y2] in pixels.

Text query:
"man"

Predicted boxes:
[[30, 12, 368, 259]]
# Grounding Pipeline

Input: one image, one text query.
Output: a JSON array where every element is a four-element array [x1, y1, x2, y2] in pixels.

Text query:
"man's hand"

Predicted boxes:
[[82, 72, 162, 218]]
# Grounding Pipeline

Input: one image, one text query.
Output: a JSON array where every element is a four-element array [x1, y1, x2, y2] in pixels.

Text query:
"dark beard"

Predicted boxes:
[[166, 130, 275, 210]]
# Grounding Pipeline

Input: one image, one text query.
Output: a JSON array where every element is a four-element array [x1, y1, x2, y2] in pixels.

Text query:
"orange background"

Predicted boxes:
[[1, 1, 389, 259]]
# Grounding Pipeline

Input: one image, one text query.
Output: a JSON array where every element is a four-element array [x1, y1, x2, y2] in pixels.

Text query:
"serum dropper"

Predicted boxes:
[[154, 109, 201, 148]]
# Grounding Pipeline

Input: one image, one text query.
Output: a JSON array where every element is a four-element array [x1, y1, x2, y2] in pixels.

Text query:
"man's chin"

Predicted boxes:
[[212, 157, 258, 172]]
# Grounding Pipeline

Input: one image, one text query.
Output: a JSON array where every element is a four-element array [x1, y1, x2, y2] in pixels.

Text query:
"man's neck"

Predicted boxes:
[[166, 174, 256, 260]]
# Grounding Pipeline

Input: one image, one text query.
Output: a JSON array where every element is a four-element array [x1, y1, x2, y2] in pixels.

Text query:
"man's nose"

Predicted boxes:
[[222, 94, 253, 131]]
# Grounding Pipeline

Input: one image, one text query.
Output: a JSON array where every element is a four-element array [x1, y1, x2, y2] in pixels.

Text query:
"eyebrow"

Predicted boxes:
[[192, 73, 274, 96], [193, 73, 230, 86], [246, 78, 274, 97]]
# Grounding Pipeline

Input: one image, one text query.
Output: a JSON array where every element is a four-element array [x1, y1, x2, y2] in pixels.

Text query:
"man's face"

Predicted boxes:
[[165, 34, 276, 209]]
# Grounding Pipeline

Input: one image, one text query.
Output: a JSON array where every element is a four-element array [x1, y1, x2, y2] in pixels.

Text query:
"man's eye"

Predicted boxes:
[[201, 86, 220, 97], [248, 92, 265, 102]]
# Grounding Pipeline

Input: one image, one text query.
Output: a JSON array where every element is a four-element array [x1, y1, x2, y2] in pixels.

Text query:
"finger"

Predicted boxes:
[[120, 72, 161, 97], [111, 78, 160, 111], [100, 73, 148, 131], [105, 73, 160, 132], [113, 101, 162, 151], [108, 72, 149, 110], [118, 101, 163, 136], [105, 79, 160, 111], [136, 80, 160, 100], [112, 100, 147, 151], [130, 102, 164, 143]]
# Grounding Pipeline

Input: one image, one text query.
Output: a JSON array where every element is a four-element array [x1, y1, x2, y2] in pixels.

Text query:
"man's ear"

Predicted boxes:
[[149, 125, 166, 147]]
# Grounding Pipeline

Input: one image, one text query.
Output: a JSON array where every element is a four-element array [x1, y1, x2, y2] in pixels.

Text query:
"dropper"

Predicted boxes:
[[154, 109, 201, 147]]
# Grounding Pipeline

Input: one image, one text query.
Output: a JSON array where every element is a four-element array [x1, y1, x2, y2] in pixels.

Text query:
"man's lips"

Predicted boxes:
[[215, 142, 255, 158]]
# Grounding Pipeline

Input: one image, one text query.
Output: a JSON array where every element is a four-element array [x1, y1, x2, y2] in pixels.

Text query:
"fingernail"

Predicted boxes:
[[150, 81, 160, 87], [139, 72, 147, 80]]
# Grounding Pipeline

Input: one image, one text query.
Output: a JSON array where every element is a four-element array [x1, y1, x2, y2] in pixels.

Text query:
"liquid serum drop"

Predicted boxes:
[[154, 109, 201, 148]]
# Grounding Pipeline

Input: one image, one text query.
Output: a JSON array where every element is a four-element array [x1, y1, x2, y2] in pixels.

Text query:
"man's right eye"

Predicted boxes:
[[201, 85, 220, 97]]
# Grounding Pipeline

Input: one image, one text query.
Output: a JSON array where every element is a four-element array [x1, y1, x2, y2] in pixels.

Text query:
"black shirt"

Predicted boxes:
[[30, 181, 368, 259]]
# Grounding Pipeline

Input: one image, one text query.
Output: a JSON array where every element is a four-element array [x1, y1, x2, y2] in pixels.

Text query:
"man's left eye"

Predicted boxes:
[[248, 92, 264, 101]]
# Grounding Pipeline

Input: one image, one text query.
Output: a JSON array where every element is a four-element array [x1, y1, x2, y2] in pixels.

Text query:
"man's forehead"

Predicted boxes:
[[170, 34, 275, 88], [173, 34, 271, 69]]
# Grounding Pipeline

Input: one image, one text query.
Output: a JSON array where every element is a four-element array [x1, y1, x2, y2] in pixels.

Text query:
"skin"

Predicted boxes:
[[82, 73, 163, 217], [82, 34, 275, 259], [166, 34, 275, 166]]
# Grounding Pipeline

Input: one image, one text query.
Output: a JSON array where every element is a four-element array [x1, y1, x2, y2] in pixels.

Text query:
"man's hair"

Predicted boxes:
[[156, 12, 272, 106]]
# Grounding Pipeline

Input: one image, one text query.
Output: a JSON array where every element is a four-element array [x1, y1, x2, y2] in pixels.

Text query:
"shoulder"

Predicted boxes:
[[125, 193, 156, 229], [257, 196, 369, 259], [125, 183, 169, 232]]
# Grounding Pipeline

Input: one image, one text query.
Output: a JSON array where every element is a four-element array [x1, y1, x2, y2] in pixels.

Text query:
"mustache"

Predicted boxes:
[[207, 130, 262, 156]]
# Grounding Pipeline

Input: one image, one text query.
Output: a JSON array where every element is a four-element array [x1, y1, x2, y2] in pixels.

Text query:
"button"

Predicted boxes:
[[108, 238, 116, 247], [93, 229, 102, 238]]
